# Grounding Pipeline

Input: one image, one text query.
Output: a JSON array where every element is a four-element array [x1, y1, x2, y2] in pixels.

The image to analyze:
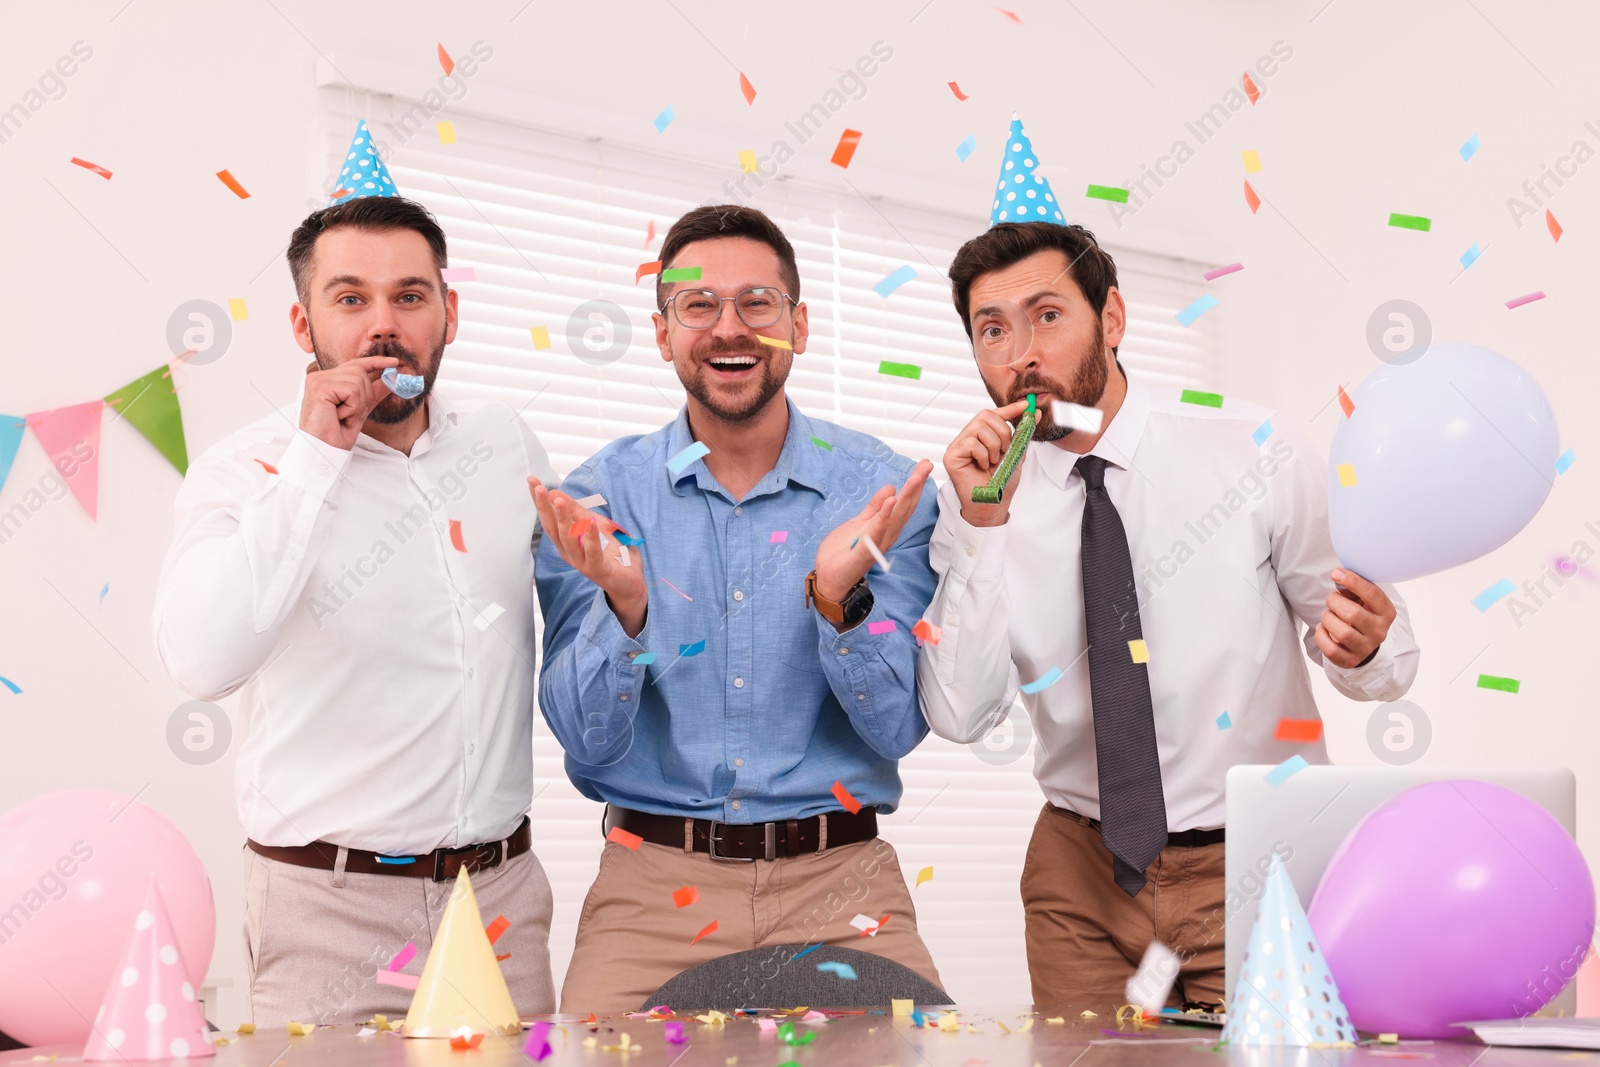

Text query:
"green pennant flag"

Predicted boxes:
[[103, 365, 188, 475]]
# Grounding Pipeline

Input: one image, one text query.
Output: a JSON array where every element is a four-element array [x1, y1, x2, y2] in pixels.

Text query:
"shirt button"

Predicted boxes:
[[620, 694, 631, 702], [966, 545, 975, 557], [734, 506, 743, 516], [856, 693, 866, 701], [734, 757, 744, 767], [734, 677, 744, 688], [731, 800, 741, 811], [838, 647, 849, 656], [733, 590, 744, 602], [467, 668, 475, 679], [467, 743, 476, 755]]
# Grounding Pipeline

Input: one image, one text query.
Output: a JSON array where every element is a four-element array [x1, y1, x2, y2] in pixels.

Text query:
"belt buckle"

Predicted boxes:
[[431, 841, 498, 882], [707, 821, 775, 862]]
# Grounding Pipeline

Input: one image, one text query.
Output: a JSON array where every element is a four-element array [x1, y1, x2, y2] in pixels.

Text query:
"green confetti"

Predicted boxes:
[[776, 1021, 815, 1047], [1476, 674, 1520, 694], [1180, 389, 1224, 408], [1085, 184, 1130, 203], [1387, 213, 1432, 232], [877, 361, 922, 380], [659, 267, 703, 282], [809, 436, 833, 451]]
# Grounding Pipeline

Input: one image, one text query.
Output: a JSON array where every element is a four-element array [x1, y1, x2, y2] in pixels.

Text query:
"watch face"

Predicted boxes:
[[841, 582, 875, 626]]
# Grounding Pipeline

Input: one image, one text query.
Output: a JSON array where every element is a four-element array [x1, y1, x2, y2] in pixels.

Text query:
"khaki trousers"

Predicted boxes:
[[1022, 804, 1226, 1012], [560, 836, 942, 1012], [243, 843, 556, 1026]]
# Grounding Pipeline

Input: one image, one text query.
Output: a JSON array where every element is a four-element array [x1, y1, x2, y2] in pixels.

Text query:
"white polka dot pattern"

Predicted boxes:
[[990, 115, 1066, 227], [329, 119, 398, 206]]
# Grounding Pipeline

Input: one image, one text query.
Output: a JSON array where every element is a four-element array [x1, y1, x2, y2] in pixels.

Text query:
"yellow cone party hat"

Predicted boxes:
[[402, 869, 520, 1037]]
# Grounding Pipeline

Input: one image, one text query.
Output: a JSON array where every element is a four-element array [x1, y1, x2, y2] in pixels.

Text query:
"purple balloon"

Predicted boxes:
[[1308, 780, 1594, 1038]]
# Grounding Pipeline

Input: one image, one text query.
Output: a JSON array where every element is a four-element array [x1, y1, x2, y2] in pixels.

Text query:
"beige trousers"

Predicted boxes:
[[242, 843, 556, 1026], [559, 836, 942, 1012]]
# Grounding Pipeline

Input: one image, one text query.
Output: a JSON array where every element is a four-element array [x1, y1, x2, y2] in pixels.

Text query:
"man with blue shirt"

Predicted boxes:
[[532, 205, 943, 1010]]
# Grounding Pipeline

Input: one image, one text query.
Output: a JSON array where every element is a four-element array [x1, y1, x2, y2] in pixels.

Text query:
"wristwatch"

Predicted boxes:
[[805, 570, 875, 629]]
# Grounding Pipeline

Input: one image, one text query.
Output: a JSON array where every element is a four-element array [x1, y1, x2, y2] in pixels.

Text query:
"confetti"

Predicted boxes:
[[739, 72, 757, 104], [830, 128, 863, 168], [817, 961, 859, 980], [529, 326, 551, 349], [833, 780, 863, 813], [1336, 463, 1357, 487], [215, 169, 250, 199], [1243, 72, 1261, 104], [632, 652, 657, 666], [1379, 1033, 1400, 1044], [1175, 295, 1219, 328], [449, 1030, 484, 1050], [998, 8, 1023, 23], [1241, 149, 1262, 173], [1266, 755, 1309, 787], [948, 81, 969, 100], [1337, 385, 1355, 418], [1388, 212, 1432, 232], [653, 106, 675, 133], [1505, 291, 1546, 309], [449, 519, 467, 552], [575, 493, 607, 508], [673, 885, 699, 908], [862, 533, 891, 573], [70, 157, 112, 179], [912, 619, 942, 645], [1021, 666, 1063, 694], [1472, 579, 1516, 612], [1202, 262, 1244, 281], [472, 603, 504, 631], [659, 266, 703, 283], [1555, 448, 1575, 475], [380, 367, 425, 398], [253, 458, 278, 475], [1477, 674, 1520, 694], [375, 970, 420, 990], [441, 267, 476, 283], [98, 582, 109, 606], [1460, 135, 1481, 162], [658, 577, 693, 601], [1126, 941, 1180, 1012], [437, 43, 455, 76], [436, 121, 456, 145], [1460, 243, 1482, 270], [777, 1020, 815, 1046], [287, 1022, 315, 1036], [867, 620, 898, 635], [636, 260, 662, 283], [810, 436, 833, 451], [1086, 184, 1130, 203], [874, 265, 917, 297], [679, 639, 707, 657], [1179, 388, 1223, 407], [916, 866, 934, 887], [1128, 639, 1149, 664], [691, 919, 719, 945], [878, 360, 922, 379], [1243, 180, 1261, 213], [1052, 400, 1103, 434], [664, 1020, 686, 1044], [850, 913, 888, 935], [607, 826, 643, 850], [389, 941, 417, 971], [236, 1024, 256, 1034], [792, 942, 821, 961], [667, 440, 711, 474], [756, 334, 792, 350], [738, 149, 759, 173], [645, 220, 656, 246], [485, 915, 510, 943], [1274, 718, 1324, 743], [892, 999, 914, 1017], [1251, 419, 1273, 446], [524, 1022, 553, 1060], [1216, 710, 1232, 729], [956, 134, 977, 161], [0, 675, 22, 695], [769, 530, 788, 543], [1547, 210, 1563, 242]]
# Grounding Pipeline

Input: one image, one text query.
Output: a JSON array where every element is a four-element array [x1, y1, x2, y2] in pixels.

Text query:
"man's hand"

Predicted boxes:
[[813, 459, 934, 603], [528, 478, 647, 637], [945, 399, 1032, 528], [299, 355, 400, 451], [1315, 567, 1394, 668]]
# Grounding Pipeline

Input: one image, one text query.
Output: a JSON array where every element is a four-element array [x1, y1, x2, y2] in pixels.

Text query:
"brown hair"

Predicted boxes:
[[947, 221, 1119, 340], [655, 205, 800, 311], [286, 196, 449, 304]]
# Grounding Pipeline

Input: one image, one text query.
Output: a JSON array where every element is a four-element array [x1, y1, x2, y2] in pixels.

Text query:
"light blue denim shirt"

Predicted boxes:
[[535, 398, 937, 822]]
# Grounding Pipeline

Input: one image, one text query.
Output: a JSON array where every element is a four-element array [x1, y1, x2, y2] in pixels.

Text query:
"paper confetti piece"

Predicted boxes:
[[738, 149, 759, 173], [874, 265, 917, 297], [1126, 941, 1181, 1012], [1175, 294, 1219, 328], [912, 619, 942, 645], [769, 530, 788, 543], [389, 941, 417, 971], [287, 1022, 316, 1035], [739, 72, 757, 104], [948, 81, 968, 100], [956, 134, 977, 161], [1547, 209, 1563, 242], [644, 219, 655, 246], [253, 458, 278, 475], [817, 961, 859, 980], [449, 519, 466, 552], [436, 121, 456, 145], [830, 128, 863, 168], [1128, 639, 1149, 664], [777, 1020, 815, 1046], [832, 780, 863, 814], [375, 970, 420, 990], [575, 493, 607, 508], [1021, 666, 1063, 694], [636, 260, 662, 283], [1203, 262, 1244, 281], [1460, 135, 1480, 162], [1378, 1033, 1400, 1045], [1506, 291, 1546, 309], [1460, 243, 1482, 270], [1266, 755, 1309, 787], [916, 866, 933, 887], [236, 1024, 256, 1034], [653, 106, 675, 133], [878, 360, 922, 379], [1243, 180, 1261, 213], [70, 157, 112, 179], [659, 266, 703, 283], [810, 435, 833, 451], [850, 913, 882, 933], [1336, 463, 1357, 487], [524, 1022, 553, 1061], [606, 826, 643, 850], [1086, 184, 1130, 203], [672, 885, 699, 908], [1388, 212, 1432, 232], [1216, 710, 1231, 729], [98, 582, 109, 606], [485, 915, 509, 943], [1241, 149, 1262, 173], [529, 326, 551, 349], [1337, 385, 1355, 418], [679, 639, 707, 657], [633, 652, 657, 666], [437, 43, 455, 75], [0, 677, 21, 695], [215, 169, 250, 198], [1274, 718, 1324, 743], [691, 919, 719, 945], [449, 1031, 484, 1050], [473, 603, 504, 631], [1179, 388, 1223, 407], [221, 298, 248, 323], [664, 1020, 686, 1044], [1473, 579, 1516, 612], [867, 620, 898, 635], [1477, 674, 1520, 693], [1555, 448, 1575, 474], [756, 334, 792, 350], [667, 440, 711, 474], [1243, 72, 1261, 104], [659, 577, 693, 600], [862, 533, 891, 573], [434, 266, 476, 286], [892, 999, 914, 1017], [998, 8, 1023, 23], [1052, 400, 1104, 434], [1251, 420, 1273, 446]]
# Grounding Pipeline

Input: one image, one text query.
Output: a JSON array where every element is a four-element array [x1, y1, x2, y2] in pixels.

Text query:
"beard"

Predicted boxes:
[[984, 322, 1110, 442], [673, 333, 788, 424], [310, 325, 446, 425]]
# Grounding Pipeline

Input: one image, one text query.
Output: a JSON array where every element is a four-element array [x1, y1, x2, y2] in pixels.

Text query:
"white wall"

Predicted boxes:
[[2, 0, 1596, 1025]]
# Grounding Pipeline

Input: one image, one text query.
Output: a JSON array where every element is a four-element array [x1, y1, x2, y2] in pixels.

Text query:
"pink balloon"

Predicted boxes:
[[0, 790, 215, 1047], [1308, 780, 1594, 1038]]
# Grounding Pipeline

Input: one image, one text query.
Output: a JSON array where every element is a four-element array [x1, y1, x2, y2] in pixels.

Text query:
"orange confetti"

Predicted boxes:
[[645, 219, 656, 248], [857, 913, 891, 937], [70, 157, 112, 180], [568, 518, 593, 540], [636, 259, 662, 283], [449, 1032, 483, 1050], [495, 953, 511, 962], [1337, 385, 1355, 418], [332, 187, 353, 199], [254, 458, 278, 475], [216, 169, 250, 199], [437, 43, 455, 76], [672, 885, 700, 908], [997, 7, 1023, 22], [739, 72, 757, 104], [948, 81, 969, 101], [1243, 72, 1261, 105], [1547, 209, 1563, 242], [606, 826, 643, 850], [1274, 718, 1324, 743], [830, 128, 863, 169], [690, 919, 719, 946], [449, 519, 467, 552], [832, 780, 863, 814], [485, 915, 510, 944], [1243, 180, 1261, 214], [912, 619, 943, 645]]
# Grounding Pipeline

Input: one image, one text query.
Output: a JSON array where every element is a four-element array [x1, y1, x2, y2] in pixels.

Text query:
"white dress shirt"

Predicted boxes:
[[917, 371, 1420, 831], [153, 383, 557, 854]]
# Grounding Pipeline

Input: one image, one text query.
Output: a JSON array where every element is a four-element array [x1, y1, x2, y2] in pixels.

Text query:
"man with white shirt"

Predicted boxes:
[[916, 221, 1420, 1008], [152, 194, 559, 1024]]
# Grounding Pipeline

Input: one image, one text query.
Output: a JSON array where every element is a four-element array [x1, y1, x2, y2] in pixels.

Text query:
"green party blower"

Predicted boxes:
[[971, 393, 1036, 504]]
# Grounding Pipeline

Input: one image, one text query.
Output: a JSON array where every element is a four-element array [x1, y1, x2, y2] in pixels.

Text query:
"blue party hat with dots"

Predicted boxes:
[[990, 113, 1065, 226], [1221, 857, 1357, 1047], [329, 119, 397, 205]]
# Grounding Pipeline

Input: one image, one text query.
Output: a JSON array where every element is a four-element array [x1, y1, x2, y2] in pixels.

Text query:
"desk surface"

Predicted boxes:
[[1, 1010, 1578, 1067]]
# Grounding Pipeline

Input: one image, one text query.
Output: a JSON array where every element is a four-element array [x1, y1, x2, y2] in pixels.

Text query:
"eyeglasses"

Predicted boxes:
[[662, 286, 796, 330]]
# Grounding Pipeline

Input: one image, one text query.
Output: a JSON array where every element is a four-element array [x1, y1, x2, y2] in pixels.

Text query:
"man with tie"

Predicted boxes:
[[916, 220, 1420, 1008]]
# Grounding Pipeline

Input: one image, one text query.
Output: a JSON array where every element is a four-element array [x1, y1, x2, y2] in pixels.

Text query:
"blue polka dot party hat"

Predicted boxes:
[[329, 119, 397, 205], [990, 113, 1065, 226]]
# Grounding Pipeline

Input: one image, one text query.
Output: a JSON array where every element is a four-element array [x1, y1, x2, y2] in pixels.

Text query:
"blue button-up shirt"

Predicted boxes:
[[535, 398, 937, 822]]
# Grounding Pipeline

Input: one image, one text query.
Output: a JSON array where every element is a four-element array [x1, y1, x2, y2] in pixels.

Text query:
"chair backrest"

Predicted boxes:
[[643, 944, 952, 1012]]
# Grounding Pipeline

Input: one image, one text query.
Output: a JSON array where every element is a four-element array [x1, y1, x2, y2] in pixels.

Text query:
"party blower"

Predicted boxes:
[[971, 394, 1036, 504]]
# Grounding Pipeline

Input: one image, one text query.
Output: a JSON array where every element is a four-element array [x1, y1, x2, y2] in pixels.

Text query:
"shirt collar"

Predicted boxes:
[[666, 396, 830, 500], [1033, 362, 1152, 489]]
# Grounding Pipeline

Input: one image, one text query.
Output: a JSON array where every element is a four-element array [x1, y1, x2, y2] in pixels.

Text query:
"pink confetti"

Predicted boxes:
[[867, 620, 898, 635], [664, 1020, 685, 1044], [523, 1021, 552, 1060], [374, 970, 419, 990], [388, 941, 416, 971], [1202, 262, 1244, 281], [658, 577, 694, 601], [1505, 291, 1546, 309], [758, 1018, 778, 1033], [440, 267, 477, 283], [769, 530, 788, 543]]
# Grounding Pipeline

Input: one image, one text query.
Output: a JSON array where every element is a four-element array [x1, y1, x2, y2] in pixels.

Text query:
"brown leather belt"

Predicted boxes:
[[1051, 804, 1225, 847], [605, 805, 877, 861], [247, 816, 531, 882]]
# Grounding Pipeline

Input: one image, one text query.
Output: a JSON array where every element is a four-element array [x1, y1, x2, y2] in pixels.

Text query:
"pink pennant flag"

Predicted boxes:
[[28, 400, 104, 520]]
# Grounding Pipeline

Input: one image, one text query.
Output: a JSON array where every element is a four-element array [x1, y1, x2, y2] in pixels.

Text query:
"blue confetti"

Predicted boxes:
[[1555, 448, 1576, 475], [1251, 419, 1272, 447], [792, 943, 821, 961], [1266, 755, 1309, 787], [380, 367, 425, 399], [680, 639, 707, 658], [633, 652, 658, 666], [911, 1009, 926, 1027], [1460, 243, 1482, 270], [873, 265, 918, 298], [653, 106, 675, 133], [1020, 666, 1063, 694], [613, 530, 646, 546], [1460, 134, 1480, 162], [0, 676, 20, 695], [1175, 293, 1219, 328], [667, 440, 710, 475], [1472, 579, 1516, 612], [817, 961, 859, 980], [98, 581, 109, 606], [955, 134, 977, 162], [1216, 710, 1232, 730]]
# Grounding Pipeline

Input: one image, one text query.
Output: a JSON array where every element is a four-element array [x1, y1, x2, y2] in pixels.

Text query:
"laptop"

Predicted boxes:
[[1223, 764, 1578, 1018]]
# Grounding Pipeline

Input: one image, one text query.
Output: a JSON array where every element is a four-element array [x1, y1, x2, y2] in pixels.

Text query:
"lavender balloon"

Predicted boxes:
[[1307, 780, 1594, 1038]]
